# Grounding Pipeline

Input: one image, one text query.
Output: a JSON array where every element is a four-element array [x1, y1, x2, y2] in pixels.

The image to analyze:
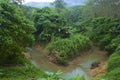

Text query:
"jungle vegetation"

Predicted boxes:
[[0, 0, 120, 80]]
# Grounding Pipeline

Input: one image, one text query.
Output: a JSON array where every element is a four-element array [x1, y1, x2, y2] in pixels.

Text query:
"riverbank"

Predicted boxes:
[[89, 61, 107, 80], [28, 45, 108, 79], [0, 45, 108, 80]]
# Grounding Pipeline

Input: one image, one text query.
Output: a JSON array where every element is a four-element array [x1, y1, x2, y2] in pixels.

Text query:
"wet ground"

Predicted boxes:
[[29, 46, 108, 80]]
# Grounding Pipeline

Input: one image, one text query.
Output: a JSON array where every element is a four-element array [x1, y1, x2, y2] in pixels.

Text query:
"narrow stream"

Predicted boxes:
[[29, 46, 108, 80]]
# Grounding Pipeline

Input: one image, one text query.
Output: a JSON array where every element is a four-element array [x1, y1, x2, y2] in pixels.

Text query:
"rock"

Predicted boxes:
[[89, 62, 107, 79], [91, 62, 100, 69]]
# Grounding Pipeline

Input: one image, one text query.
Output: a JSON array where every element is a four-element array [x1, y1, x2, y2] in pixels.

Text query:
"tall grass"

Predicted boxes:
[[47, 34, 91, 65], [102, 46, 120, 80], [0, 64, 45, 80]]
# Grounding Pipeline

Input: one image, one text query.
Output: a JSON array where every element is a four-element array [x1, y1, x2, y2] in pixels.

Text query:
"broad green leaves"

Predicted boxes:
[[90, 17, 120, 53], [47, 34, 91, 65], [33, 7, 71, 42], [0, 1, 35, 65]]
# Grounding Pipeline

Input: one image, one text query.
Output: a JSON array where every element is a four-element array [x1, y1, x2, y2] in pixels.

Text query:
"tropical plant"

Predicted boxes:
[[37, 70, 63, 80], [105, 68, 120, 80], [0, 0, 35, 65], [89, 17, 120, 53], [32, 7, 71, 43], [47, 34, 91, 65], [52, 0, 66, 12]]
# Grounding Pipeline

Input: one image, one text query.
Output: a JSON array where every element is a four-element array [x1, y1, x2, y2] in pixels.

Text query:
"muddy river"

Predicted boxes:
[[29, 46, 108, 80]]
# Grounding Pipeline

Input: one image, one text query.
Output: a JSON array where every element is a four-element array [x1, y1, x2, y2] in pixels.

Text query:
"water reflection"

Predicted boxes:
[[60, 68, 90, 80], [29, 46, 108, 80]]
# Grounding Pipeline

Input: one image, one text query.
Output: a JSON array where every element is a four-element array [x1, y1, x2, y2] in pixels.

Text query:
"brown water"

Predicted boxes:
[[29, 46, 108, 80]]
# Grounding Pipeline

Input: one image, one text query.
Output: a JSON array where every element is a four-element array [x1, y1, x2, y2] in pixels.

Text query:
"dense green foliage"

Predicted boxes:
[[82, 0, 120, 18], [105, 68, 120, 80], [0, 0, 120, 79], [81, 17, 120, 80], [73, 1, 120, 79], [104, 47, 120, 80], [52, 0, 66, 9], [68, 0, 120, 79], [0, 65, 86, 80], [52, 0, 66, 12], [0, 0, 35, 65], [89, 17, 120, 53], [64, 6, 83, 24], [107, 55, 120, 72], [47, 34, 91, 65], [0, 64, 44, 80], [82, 17, 120, 80], [19, 6, 35, 19], [32, 7, 71, 42]]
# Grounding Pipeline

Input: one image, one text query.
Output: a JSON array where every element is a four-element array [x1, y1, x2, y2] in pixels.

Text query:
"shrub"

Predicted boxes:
[[104, 45, 120, 80], [0, 0, 35, 65], [106, 36, 120, 53], [107, 56, 120, 72], [47, 34, 91, 65], [105, 68, 120, 80], [115, 45, 120, 52], [90, 17, 120, 54], [107, 45, 120, 72], [0, 64, 45, 80], [33, 8, 72, 43]]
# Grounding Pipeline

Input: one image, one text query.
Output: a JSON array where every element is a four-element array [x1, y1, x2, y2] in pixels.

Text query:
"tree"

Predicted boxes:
[[83, 0, 120, 18], [32, 7, 71, 42], [52, 0, 66, 9], [0, 0, 35, 65], [52, 0, 66, 12], [10, 0, 24, 4], [19, 6, 35, 19], [64, 6, 82, 23], [90, 17, 120, 53]]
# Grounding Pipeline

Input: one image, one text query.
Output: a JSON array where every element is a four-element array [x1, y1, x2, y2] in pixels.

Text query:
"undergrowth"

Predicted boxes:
[[0, 64, 87, 80], [47, 34, 91, 65], [0, 64, 44, 80]]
